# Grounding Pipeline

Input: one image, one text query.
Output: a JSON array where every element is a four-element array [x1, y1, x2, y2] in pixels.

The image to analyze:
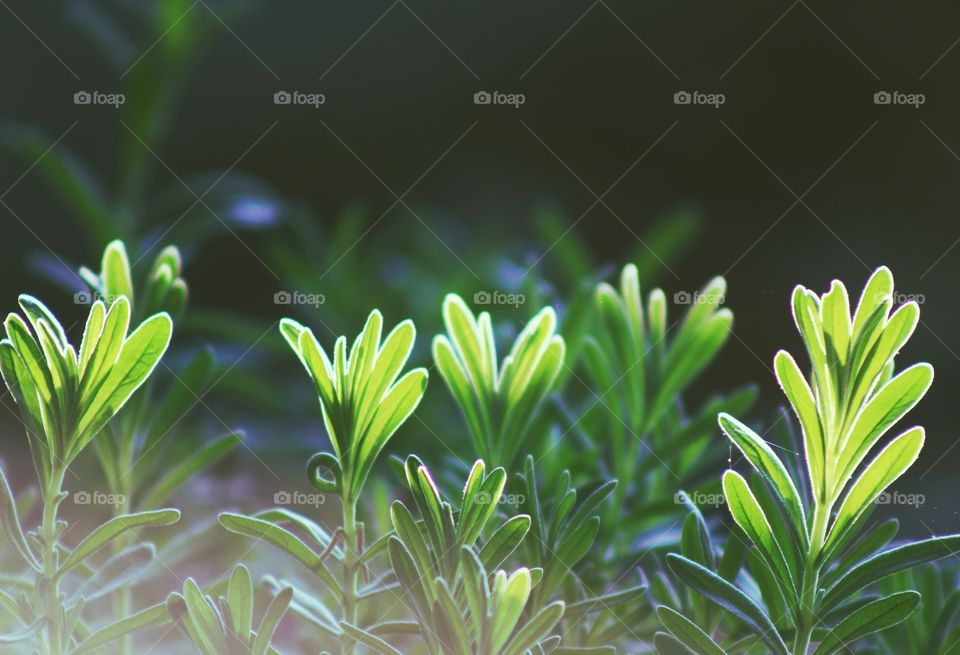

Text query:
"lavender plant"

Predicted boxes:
[[0, 293, 176, 653], [661, 267, 960, 654]]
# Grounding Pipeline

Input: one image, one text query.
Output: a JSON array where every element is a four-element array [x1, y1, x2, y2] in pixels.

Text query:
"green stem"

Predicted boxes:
[[793, 503, 831, 655], [40, 466, 67, 655], [342, 497, 359, 655]]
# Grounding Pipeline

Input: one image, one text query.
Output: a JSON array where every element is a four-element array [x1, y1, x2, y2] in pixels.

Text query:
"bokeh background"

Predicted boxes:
[[2, 0, 960, 537]]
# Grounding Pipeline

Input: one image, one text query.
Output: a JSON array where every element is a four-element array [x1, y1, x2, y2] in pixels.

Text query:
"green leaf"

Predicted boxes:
[[219, 513, 341, 593], [666, 554, 788, 655], [722, 470, 796, 597], [825, 427, 924, 555], [812, 591, 919, 655], [341, 622, 404, 655], [479, 515, 531, 571], [227, 564, 253, 640], [822, 536, 960, 611], [58, 508, 179, 576], [101, 239, 134, 305], [73, 310, 173, 457], [0, 467, 39, 571], [72, 602, 169, 654], [718, 413, 806, 547], [251, 586, 292, 655], [657, 606, 727, 655], [503, 600, 565, 655]]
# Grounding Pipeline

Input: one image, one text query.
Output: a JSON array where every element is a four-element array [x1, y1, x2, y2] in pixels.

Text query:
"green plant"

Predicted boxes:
[[221, 309, 428, 655], [166, 564, 292, 655], [662, 267, 960, 654], [578, 266, 746, 531], [433, 293, 565, 471], [0, 294, 177, 653], [359, 455, 564, 655]]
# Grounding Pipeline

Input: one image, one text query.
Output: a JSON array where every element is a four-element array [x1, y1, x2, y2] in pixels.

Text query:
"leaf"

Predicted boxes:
[[812, 591, 919, 655], [722, 471, 796, 596], [490, 568, 533, 654], [774, 350, 825, 503], [219, 513, 340, 593], [479, 515, 531, 571], [718, 413, 806, 546], [58, 509, 179, 576], [73, 311, 173, 455], [0, 466, 39, 571], [821, 536, 960, 611], [666, 554, 788, 655], [71, 601, 169, 653], [825, 427, 924, 555], [341, 622, 404, 655], [72, 543, 156, 602], [503, 600, 565, 655], [101, 240, 134, 305], [227, 564, 254, 640], [657, 606, 727, 655], [251, 586, 292, 655]]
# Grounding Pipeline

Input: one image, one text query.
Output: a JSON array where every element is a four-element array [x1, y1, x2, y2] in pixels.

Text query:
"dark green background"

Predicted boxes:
[[2, 0, 959, 533]]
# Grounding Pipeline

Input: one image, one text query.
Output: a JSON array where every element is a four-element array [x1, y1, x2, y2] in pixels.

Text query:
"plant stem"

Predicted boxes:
[[40, 465, 67, 655], [793, 502, 831, 655], [342, 497, 359, 655]]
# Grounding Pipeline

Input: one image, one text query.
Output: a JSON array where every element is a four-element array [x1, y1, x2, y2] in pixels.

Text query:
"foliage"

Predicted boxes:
[[0, 293, 177, 654], [166, 564, 291, 655], [433, 293, 565, 471], [661, 267, 960, 654]]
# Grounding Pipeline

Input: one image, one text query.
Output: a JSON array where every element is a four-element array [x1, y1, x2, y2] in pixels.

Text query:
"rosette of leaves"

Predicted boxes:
[[346, 455, 563, 655], [573, 264, 751, 544], [222, 309, 427, 655], [508, 456, 646, 651], [663, 267, 960, 654], [433, 293, 565, 471], [166, 565, 292, 655], [0, 294, 179, 653]]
